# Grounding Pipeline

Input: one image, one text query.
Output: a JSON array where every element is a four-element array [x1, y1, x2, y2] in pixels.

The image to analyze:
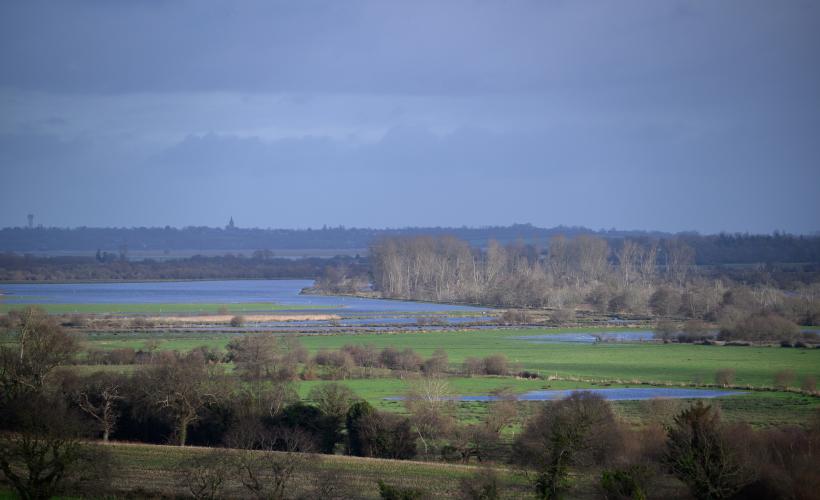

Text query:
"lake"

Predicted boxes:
[[0, 279, 488, 315]]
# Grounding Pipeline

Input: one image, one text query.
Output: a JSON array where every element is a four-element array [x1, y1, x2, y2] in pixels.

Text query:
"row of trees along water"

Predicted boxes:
[[364, 234, 820, 330]]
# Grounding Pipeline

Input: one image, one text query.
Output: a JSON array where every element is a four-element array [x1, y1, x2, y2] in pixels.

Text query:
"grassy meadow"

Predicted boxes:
[[80, 327, 820, 388], [66, 326, 820, 427]]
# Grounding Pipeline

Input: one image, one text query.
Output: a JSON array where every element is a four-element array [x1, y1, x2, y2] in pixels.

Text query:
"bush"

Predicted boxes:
[[458, 468, 501, 500], [463, 357, 483, 376], [499, 309, 532, 325], [665, 402, 754, 499], [378, 480, 427, 500], [347, 401, 416, 460], [714, 368, 736, 387], [774, 369, 796, 389], [719, 313, 799, 342], [600, 465, 652, 500], [654, 320, 679, 341], [802, 375, 817, 393], [512, 392, 621, 499], [482, 354, 509, 375], [649, 287, 680, 316], [229, 315, 245, 327]]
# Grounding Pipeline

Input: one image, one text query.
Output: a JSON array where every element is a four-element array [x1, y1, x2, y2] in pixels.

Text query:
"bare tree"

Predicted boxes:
[[0, 307, 78, 395], [137, 353, 225, 446], [308, 382, 358, 421], [664, 239, 695, 287], [73, 372, 123, 443], [228, 427, 314, 500], [227, 334, 282, 380], [405, 377, 456, 457], [176, 451, 230, 500], [617, 240, 642, 289]]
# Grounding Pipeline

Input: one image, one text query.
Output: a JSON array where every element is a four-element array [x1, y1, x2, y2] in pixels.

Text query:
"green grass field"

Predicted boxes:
[[0, 301, 329, 314], [297, 329, 820, 387], [77, 327, 820, 388], [67, 327, 820, 427]]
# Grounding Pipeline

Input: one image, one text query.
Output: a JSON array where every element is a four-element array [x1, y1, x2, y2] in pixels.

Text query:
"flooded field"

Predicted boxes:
[[513, 331, 656, 343], [0, 279, 488, 314], [388, 387, 748, 402]]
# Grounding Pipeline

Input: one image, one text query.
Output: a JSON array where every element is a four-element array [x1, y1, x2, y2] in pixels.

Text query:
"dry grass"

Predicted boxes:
[[73, 441, 532, 499]]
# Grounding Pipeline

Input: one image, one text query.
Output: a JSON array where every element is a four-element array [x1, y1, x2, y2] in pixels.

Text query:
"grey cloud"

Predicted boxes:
[[0, 1, 818, 233], [1, 1, 817, 97]]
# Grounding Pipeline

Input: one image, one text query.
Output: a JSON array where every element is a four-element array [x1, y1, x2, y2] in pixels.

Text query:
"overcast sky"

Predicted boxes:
[[1, 1, 818, 233]]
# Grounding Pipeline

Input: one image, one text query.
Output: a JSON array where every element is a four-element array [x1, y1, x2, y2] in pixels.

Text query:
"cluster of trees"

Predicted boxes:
[[513, 394, 820, 500], [77, 337, 519, 382], [368, 234, 705, 308], [0, 253, 365, 281], [366, 235, 819, 337]]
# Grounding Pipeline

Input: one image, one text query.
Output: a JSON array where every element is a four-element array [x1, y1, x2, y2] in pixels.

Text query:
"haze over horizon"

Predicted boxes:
[[1, 1, 819, 234]]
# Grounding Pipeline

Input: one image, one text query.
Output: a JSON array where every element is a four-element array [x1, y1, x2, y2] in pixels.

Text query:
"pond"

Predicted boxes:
[[386, 387, 747, 402]]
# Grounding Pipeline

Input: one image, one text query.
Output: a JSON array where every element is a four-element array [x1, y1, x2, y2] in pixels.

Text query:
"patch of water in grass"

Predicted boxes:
[[386, 387, 746, 402], [512, 331, 655, 343]]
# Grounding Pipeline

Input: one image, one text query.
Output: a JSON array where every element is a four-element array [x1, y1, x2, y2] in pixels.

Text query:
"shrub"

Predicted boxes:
[[499, 309, 532, 325], [774, 369, 796, 389], [719, 313, 799, 342], [347, 401, 416, 460], [513, 392, 620, 499], [802, 375, 817, 393], [422, 349, 449, 375], [463, 357, 483, 376], [176, 451, 229, 500], [482, 354, 509, 375], [377, 480, 427, 500], [229, 315, 245, 327], [458, 468, 501, 500], [665, 402, 754, 499], [714, 368, 736, 387], [600, 465, 652, 500], [654, 320, 679, 341], [549, 308, 575, 324], [649, 287, 680, 317]]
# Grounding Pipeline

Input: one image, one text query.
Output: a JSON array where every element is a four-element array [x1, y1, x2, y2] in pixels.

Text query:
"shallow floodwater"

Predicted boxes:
[[513, 331, 656, 343], [0, 279, 487, 314], [386, 387, 746, 402]]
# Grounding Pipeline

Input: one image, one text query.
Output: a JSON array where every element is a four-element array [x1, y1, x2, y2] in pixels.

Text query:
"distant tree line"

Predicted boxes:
[[2, 224, 819, 264], [0, 253, 366, 281]]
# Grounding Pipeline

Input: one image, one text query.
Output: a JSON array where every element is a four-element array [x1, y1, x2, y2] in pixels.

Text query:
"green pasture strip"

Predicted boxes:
[[0, 302, 330, 314], [71, 326, 820, 388], [297, 328, 820, 387], [80, 335, 235, 353]]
